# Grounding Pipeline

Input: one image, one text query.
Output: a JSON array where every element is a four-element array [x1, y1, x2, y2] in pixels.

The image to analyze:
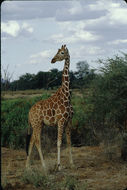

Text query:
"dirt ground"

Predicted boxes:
[[1, 146, 127, 190]]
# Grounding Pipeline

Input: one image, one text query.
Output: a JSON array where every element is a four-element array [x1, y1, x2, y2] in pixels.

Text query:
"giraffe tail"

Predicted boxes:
[[26, 120, 32, 156]]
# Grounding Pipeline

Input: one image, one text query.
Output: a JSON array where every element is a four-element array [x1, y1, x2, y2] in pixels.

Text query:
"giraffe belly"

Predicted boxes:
[[43, 116, 56, 126], [43, 118, 51, 126]]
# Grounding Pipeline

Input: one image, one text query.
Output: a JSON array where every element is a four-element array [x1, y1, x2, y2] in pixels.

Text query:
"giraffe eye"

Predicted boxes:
[[61, 51, 64, 55]]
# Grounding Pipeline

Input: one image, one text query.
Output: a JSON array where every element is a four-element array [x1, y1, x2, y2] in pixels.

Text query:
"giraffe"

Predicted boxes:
[[26, 45, 73, 171]]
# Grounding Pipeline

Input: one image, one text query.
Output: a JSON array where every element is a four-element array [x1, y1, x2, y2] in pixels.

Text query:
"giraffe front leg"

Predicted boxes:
[[65, 120, 73, 167], [57, 120, 64, 171]]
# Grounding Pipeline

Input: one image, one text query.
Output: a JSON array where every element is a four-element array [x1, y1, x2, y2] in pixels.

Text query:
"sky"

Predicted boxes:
[[1, 0, 127, 81]]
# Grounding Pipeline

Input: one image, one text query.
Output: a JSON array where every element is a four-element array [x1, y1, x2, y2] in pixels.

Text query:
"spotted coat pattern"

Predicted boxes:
[[26, 45, 73, 171]]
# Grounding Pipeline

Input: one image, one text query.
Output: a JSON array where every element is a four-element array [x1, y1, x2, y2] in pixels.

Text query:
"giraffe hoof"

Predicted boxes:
[[54, 164, 62, 171], [26, 163, 30, 169], [70, 163, 75, 169], [58, 164, 61, 171]]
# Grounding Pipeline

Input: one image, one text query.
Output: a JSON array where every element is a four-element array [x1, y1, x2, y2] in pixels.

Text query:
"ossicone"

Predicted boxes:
[[61, 44, 66, 49]]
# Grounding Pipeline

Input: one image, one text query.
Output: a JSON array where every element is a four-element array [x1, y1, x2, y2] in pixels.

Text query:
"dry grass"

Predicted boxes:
[[1, 146, 127, 190], [1, 89, 53, 99], [1, 89, 82, 100]]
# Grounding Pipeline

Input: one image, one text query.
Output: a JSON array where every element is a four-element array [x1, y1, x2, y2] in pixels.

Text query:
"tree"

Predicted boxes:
[[75, 61, 96, 88], [76, 61, 89, 79], [46, 69, 61, 89], [81, 54, 127, 160], [18, 73, 35, 90], [1, 64, 14, 91]]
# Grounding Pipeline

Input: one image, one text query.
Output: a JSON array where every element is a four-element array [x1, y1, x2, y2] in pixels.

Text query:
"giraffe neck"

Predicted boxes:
[[62, 56, 70, 90]]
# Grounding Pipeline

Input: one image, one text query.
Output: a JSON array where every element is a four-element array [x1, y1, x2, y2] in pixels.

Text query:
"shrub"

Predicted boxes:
[[1, 94, 50, 148], [21, 168, 49, 188]]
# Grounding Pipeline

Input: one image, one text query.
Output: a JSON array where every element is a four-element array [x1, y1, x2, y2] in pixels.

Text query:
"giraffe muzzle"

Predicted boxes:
[[51, 58, 56, 63]]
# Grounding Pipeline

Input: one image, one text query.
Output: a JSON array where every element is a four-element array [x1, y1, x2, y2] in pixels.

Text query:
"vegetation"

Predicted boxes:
[[1, 94, 50, 148], [1, 61, 95, 90], [21, 168, 87, 190], [1, 53, 127, 160]]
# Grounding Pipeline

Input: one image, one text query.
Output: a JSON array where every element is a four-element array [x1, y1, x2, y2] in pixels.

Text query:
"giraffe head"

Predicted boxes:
[[51, 45, 69, 64]]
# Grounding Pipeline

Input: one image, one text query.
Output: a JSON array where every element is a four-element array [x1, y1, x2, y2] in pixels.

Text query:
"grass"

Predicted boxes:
[[61, 175, 78, 190], [21, 168, 49, 188], [2, 144, 127, 190], [21, 168, 88, 190], [1, 175, 8, 188]]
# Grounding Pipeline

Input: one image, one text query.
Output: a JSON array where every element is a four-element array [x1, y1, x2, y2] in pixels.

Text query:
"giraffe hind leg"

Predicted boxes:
[[26, 133, 35, 168], [34, 126, 46, 171], [65, 120, 73, 166], [26, 134, 31, 156], [26, 121, 33, 156]]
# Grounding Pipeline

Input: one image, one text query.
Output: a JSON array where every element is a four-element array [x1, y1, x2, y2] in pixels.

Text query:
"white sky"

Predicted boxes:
[[1, 0, 127, 81]]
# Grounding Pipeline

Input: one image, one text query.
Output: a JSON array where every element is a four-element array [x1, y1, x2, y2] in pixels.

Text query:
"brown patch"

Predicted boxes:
[[61, 118, 66, 124], [36, 104, 40, 109], [56, 109, 61, 114], [57, 91, 60, 96], [39, 115, 42, 120], [65, 66, 69, 70], [66, 107, 70, 112], [59, 105, 65, 113], [48, 98, 51, 103], [47, 109, 52, 116], [64, 101, 69, 107], [66, 92, 69, 97], [61, 92, 64, 98], [39, 101, 44, 105], [58, 100, 61, 105], [52, 109, 55, 116], [63, 95, 68, 100], [65, 82, 69, 86], [60, 99, 64, 104], [56, 114, 62, 120], [65, 76, 69, 81], [50, 101, 53, 108], [54, 97, 57, 102], [34, 113, 38, 118], [49, 117, 55, 123], [58, 95, 61, 100], [54, 103, 58, 109], [44, 103, 47, 109], [46, 102, 49, 109], [43, 110, 46, 116], [62, 88, 65, 93], [64, 69, 68, 75], [62, 76, 65, 83], [63, 87, 68, 92], [63, 112, 68, 118], [46, 116, 49, 120]]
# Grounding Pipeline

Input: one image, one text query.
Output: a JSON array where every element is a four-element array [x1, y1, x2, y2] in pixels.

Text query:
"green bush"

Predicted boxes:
[[79, 54, 127, 146], [21, 168, 49, 188], [1, 94, 50, 148]]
